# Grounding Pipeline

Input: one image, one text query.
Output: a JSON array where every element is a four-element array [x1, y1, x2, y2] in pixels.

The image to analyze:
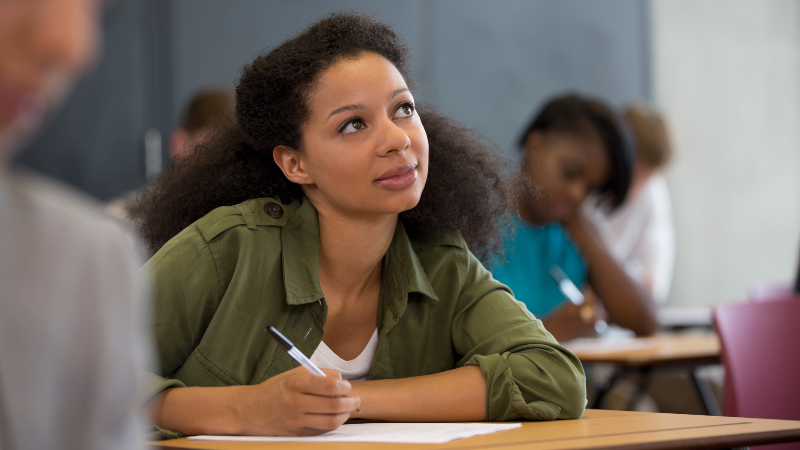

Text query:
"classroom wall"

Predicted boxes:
[[171, 0, 651, 157], [651, 0, 800, 306], [16, 0, 651, 200]]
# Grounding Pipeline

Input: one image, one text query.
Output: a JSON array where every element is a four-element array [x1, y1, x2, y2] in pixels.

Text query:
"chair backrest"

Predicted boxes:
[[713, 298, 800, 422], [748, 282, 794, 302]]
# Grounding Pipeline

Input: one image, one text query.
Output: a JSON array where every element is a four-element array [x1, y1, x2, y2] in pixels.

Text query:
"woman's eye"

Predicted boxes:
[[339, 118, 366, 134], [393, 102, 415, 119]]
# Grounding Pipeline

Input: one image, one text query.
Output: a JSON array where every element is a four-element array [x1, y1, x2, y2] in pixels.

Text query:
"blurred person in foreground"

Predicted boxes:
[[106, 87, 234, 223], [0, 0, 150, 449], [583, 103, 675, 304]]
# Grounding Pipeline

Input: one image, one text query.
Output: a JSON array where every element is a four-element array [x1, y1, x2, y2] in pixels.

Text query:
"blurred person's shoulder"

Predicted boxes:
[[0, 168, 142, 258]]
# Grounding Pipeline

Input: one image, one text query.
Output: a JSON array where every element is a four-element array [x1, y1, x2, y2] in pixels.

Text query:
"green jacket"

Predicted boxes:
[[143, 196, 586, 423]]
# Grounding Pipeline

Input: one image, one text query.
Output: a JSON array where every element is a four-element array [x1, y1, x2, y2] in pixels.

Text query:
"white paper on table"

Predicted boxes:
[[188, 422, 522, 444]]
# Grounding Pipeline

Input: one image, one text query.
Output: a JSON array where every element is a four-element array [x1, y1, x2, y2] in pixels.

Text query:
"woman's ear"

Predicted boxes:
[[273, 145, 313, 185]]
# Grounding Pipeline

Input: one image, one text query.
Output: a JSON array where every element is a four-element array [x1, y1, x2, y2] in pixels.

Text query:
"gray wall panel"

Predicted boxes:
[[16, 0, 650, 199]]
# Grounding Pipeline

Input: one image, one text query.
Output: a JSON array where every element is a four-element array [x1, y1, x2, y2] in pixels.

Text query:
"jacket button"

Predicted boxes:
[[264, 203, 284, 219]]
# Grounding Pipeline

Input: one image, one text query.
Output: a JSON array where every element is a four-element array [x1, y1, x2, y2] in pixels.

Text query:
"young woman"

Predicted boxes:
[[136, 13, 586, 438], [492, 95, 659, 342]]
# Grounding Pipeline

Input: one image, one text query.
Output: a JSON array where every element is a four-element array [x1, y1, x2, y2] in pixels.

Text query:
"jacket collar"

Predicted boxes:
[[280, 196, 439, 306]]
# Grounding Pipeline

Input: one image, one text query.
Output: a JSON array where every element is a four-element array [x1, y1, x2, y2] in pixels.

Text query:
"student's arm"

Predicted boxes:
[[350, 249, 585, 422], [150, 367, 358, 436], [143, 225, 360, 437], [564, 213, 658, 336], [348, 366, 486, 421]]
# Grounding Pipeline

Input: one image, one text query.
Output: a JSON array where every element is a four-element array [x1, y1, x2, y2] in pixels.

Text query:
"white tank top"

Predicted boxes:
[[309, 329, 378, 382]]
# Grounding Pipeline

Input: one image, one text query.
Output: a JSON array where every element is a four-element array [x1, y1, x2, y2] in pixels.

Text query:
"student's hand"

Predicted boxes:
[[237, 366, 360, 436], [542, 302, 598, 342]]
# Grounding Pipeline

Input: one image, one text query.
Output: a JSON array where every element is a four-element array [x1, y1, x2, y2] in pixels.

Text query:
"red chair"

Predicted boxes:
[[713, 298, 800, 450]]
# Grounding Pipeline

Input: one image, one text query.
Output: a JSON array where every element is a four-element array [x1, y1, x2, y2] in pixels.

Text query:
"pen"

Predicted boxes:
[[266, 326, 326, 377], [549, 265, 608, 334], [549, 265, 584, 305]]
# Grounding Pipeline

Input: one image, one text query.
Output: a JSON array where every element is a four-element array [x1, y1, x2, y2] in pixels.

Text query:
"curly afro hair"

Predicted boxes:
[[132, 11, 511, 265]]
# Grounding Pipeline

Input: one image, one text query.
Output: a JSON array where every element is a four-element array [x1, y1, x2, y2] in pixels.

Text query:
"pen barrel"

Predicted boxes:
[[288, 347, 327, 377]]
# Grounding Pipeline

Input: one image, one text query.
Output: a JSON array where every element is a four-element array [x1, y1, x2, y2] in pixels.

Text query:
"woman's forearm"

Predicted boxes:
[[566, 216, 658, 335], [152, 386, 248, 435], [349, 365, 486, 422]]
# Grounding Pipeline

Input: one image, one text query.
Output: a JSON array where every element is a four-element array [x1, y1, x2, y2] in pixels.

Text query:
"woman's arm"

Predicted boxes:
[[453, 248, 587, 421], [151, 367, 360, 436], [349, 366, 486, 421], [564, 213, 658, 336]]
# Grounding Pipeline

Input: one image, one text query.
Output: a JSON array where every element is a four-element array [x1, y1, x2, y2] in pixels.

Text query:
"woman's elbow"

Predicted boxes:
[[553, 370, 587, 419]]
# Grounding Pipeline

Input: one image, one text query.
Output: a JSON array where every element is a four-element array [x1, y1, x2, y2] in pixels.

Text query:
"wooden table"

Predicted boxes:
[[563, 332, 720, 366], [150, 409, 800, 450], [563, 333, 721, 414]]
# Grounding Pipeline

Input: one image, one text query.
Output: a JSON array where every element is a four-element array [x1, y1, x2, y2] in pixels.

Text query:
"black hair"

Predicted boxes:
[[132, 11, 510, 264], [517, 93, 633, 209]]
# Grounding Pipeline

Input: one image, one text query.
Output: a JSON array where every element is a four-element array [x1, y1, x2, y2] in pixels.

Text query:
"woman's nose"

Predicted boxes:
[[376, 117, 411, 156]]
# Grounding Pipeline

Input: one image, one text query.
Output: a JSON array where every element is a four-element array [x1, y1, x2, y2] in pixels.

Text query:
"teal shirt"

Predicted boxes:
[[492, 218, 587, 318]]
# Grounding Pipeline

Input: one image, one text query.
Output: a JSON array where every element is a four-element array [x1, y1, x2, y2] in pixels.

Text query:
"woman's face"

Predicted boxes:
[[0, 0, 100, 156], [523, 131, 609, 223], [285, 52, 428, 218]]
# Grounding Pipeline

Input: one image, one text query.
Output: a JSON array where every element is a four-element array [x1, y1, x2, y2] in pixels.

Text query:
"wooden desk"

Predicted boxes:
[[563, 333, 721, 414], [564, 332, 720, 366], [150, 409, 800, 450]]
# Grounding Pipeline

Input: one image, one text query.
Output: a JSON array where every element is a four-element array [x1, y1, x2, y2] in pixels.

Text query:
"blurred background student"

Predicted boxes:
[[492, 94, 658, 342], [167, 87, 234, 161], [106, 87, 234, 222], [0, 0, 150, 449], [583, 104, 676, 304]]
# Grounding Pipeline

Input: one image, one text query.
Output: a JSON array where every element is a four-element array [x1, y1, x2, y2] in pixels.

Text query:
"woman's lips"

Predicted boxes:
[[551, 202, 574, 221], [375, 162, 418, 190]]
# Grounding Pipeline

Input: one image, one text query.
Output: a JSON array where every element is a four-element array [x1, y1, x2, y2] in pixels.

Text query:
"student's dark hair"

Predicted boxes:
[[517, 93, 633, 209], [132, 11, 510, 264], [181, 88, 235, 133]]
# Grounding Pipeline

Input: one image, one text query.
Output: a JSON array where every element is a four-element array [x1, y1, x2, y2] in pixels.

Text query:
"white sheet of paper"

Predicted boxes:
[[188, 422, 521, 444]]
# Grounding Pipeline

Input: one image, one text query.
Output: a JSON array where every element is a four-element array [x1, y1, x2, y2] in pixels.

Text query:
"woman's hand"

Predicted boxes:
[[237, 367, 360, 436], [542, 302, 597, 342], [153, 367, 360, 437]]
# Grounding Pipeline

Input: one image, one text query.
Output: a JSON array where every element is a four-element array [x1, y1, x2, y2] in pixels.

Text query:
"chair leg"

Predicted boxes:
[[626, 366, 653, 411], [692, 366, 722, 416]]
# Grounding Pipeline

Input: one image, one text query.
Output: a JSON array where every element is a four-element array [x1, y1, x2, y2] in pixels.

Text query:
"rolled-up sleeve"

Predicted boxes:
[[452, 251, 586, 421]]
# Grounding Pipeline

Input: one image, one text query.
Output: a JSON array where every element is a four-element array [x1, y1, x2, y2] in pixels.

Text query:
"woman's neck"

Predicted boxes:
[[314, 202, 397, 305]]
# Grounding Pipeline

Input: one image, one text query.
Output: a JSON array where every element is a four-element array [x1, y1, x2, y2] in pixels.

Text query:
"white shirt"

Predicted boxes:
[[584, 174, 676, 304], [0, 170, 150, 450], [309, 329, 378, 382]]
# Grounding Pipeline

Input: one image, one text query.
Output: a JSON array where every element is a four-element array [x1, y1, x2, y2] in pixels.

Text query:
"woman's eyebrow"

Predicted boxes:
[[327, 103, 366, 122], [326, 88, 410, 123], [388, 87, 409, 101]]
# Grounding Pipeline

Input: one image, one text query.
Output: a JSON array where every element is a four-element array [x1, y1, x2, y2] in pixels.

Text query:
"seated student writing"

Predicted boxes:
[[136, 13, 586, 438], [492, 95, 659, 342]]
